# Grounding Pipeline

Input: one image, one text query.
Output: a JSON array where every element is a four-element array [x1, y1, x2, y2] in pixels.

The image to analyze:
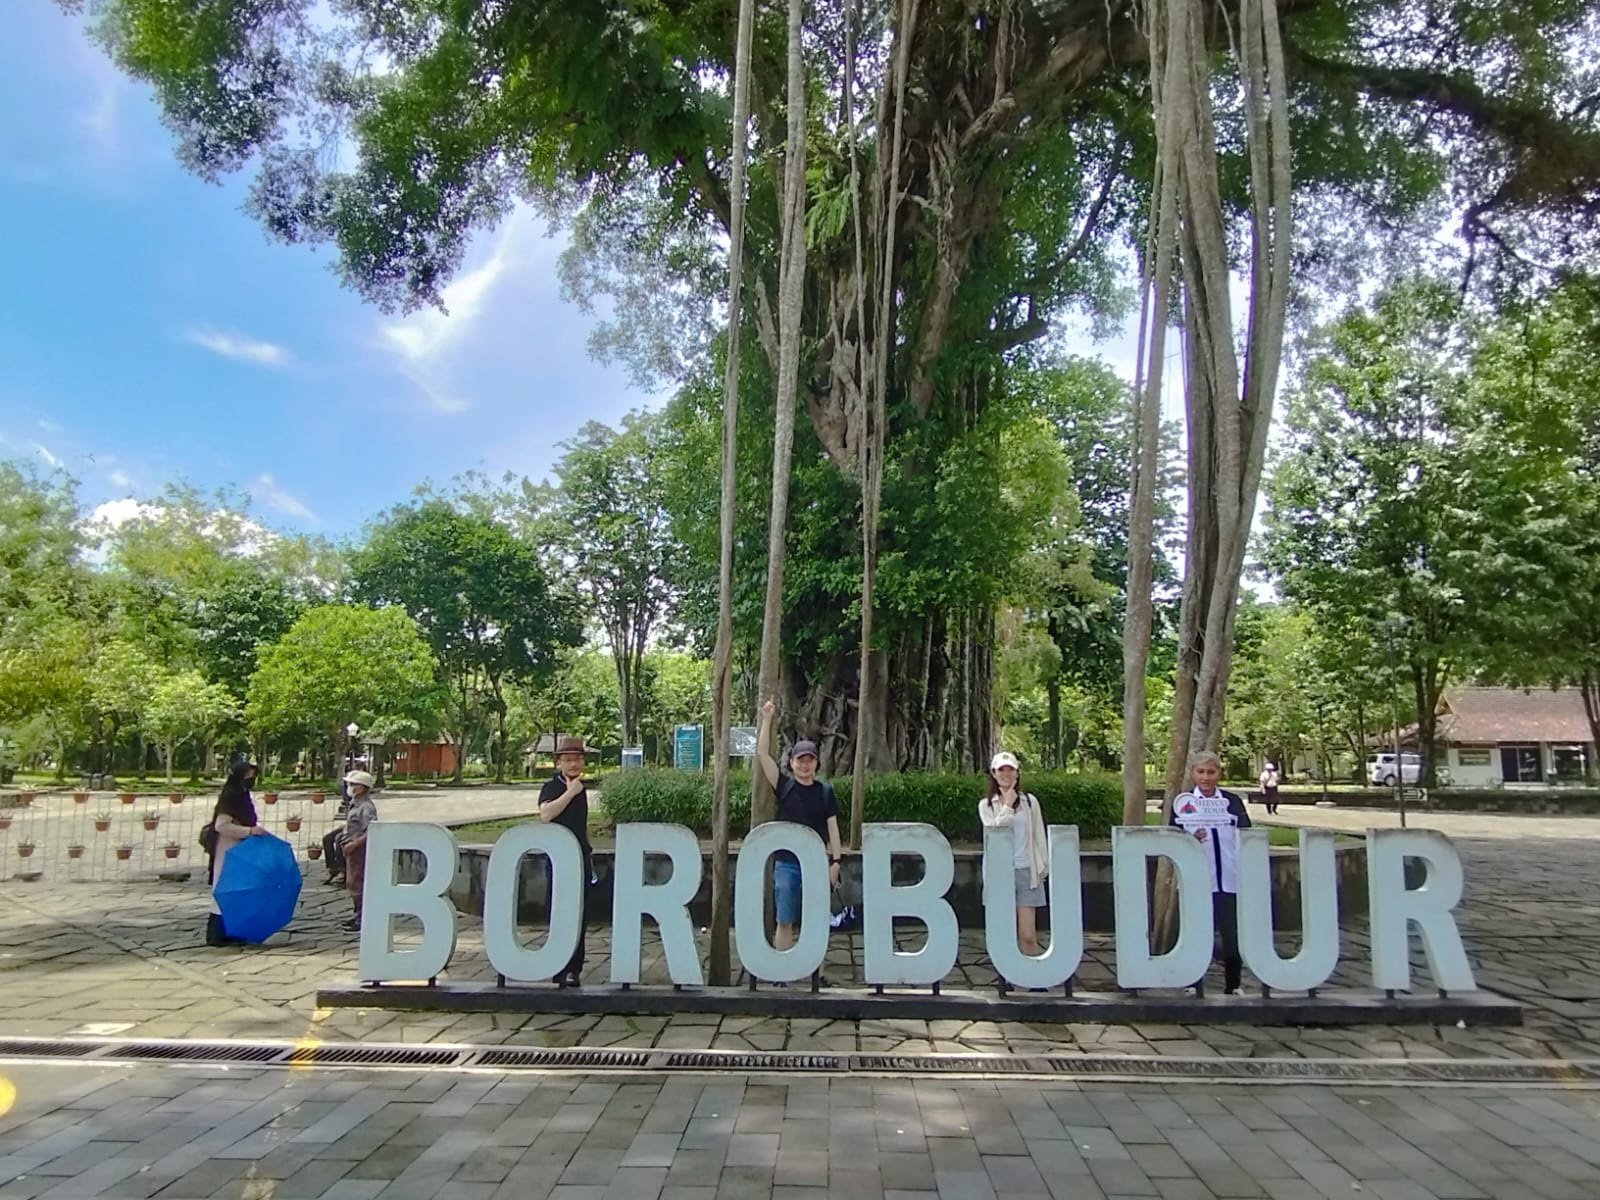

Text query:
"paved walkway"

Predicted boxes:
[[3, 1062, 1600, 1199]]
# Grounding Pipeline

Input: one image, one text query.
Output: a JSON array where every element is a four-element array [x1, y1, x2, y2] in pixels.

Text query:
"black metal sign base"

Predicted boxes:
[[315, 981, 1522, 1026]]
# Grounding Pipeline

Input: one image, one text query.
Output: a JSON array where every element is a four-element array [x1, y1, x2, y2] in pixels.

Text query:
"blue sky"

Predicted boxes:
[[0, 5, 656, 539]]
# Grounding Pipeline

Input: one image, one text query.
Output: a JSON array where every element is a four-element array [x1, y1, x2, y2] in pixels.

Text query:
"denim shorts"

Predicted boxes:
[[773, 858, 803, 925], [1014, 867, 1046, 908]]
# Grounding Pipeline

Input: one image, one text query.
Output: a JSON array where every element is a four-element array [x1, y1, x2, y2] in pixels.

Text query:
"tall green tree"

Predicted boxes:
[[144, 670, 237, 784], [64, 0, 1600, 778], [1263, 280, 1590, 785], [1464, 279, 1600, 770], [247, 605, 440, 769], [545, 415, 679, 751], [350, 499, 580, 782]]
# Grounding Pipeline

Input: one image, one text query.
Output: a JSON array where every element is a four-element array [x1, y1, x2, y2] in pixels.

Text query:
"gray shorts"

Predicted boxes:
[[1014, 867, 1046, 908]]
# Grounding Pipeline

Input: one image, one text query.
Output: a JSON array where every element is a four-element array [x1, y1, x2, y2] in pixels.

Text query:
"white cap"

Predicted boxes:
[[989, 751, 1020, 772], [344, 770, 375, 789]]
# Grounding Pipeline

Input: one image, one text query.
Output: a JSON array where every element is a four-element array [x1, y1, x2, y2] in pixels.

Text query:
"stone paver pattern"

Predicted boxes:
[[3, 1062, 1600, 1199]]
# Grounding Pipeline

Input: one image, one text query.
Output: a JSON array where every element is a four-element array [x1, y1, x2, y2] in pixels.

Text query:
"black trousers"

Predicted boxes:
[[1264, 789, 1279, 814], [322, 830, 346, 874], [546, 854, 589, 978], [1213, 892, 1242, 992]]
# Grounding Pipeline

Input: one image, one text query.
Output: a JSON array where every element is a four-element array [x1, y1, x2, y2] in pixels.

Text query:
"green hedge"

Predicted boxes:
[[600, 768, 1120, 842]]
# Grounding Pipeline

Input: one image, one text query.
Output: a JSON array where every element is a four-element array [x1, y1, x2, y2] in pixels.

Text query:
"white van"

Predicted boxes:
[[1368, 752, 1421, 786]]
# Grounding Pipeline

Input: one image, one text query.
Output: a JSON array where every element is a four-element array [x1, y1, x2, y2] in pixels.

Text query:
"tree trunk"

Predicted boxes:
[[750, 0, 809, 830], [708, 0, 757, 987], [1135, 0, 1293, 955], [1582, 669, 1600, 784]]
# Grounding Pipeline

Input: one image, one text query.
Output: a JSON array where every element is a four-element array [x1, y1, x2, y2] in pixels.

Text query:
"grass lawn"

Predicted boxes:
[[454, 811, 616, 844]]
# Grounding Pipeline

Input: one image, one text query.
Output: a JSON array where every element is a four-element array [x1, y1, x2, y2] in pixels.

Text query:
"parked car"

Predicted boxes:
[[1368, 752, 1422, 786]]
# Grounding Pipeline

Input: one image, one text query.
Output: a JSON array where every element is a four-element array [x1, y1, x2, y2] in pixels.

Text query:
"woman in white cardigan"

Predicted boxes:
[[977, 751, 1048, 955]]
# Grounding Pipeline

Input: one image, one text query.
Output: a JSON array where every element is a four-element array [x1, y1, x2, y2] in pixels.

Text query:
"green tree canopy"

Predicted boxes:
[[349, 497, 581, 781], [247, 604, 440, 754]]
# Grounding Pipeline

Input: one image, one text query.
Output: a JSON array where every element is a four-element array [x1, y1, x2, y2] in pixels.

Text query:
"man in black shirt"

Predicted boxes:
[[756, 699, 843, 955], [538, 735, 592, 988]]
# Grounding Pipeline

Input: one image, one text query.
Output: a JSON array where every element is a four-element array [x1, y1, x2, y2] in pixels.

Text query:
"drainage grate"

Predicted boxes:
[[112, 1042, 288, 1064], [1226, 1059, 1421, 1082], [474, 1048, 652, 1070], [1418, 1060, 1597, 1084], [854, 1054, 1035, 1073], [285, 1045, 464, 1067], [0, 1038, 106, 1058], [1046, 1056, 1191, 1076], [665, 1052, 843, 1072]]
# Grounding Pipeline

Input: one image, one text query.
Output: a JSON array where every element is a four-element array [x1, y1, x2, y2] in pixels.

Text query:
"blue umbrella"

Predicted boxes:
[[215, 834, 302, 943]]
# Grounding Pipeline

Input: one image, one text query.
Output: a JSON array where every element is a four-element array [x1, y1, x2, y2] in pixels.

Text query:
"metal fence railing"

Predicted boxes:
[[0, 789, 342, 885]]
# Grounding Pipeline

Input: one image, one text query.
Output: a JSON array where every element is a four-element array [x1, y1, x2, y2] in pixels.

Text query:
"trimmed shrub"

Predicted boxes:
[[598, 767, 1119, 842]]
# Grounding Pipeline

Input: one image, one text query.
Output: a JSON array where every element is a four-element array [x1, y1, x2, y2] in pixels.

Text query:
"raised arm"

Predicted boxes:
[[539, 776, 585, 822], [756, 698, 780, 790], [977, 796, 1015, 827]]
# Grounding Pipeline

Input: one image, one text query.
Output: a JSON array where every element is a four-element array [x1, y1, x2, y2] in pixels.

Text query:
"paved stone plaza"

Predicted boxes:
[[3, 803, 1600, 1198], [3, 1061, 1600, 1199]]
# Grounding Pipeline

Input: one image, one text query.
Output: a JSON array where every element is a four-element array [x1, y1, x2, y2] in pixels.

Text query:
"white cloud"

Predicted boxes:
[[375, 220, 562, 415], [108, 469, 133, 489], [183, 328, 293, 368], [253, 474, 319, 524], [77, 81, 120, 156], [84, 497, 158, 535], [382, 245, 510, 365], [34, 443, 63, 469]]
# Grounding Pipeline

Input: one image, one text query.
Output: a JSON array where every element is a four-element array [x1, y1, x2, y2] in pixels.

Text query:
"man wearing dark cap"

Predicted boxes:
[[756, 698, 843, 959], [538, 735, 592, 988]]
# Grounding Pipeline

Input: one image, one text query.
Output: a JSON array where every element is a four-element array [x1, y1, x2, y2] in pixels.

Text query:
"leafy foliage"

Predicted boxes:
[[603, 767, 1121, 841], [246, 605, 439, 745]]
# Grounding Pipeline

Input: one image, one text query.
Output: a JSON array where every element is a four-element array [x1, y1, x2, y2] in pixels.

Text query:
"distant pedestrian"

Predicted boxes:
[[1259, 761, 1281, 814], [755, 698, 843, 972], [538, 737, 592, 988], [977, 751, 1049, 962], [206, 760, 268, 947], [1170, 749, 1251, 995], [341, 771, 378, 932]]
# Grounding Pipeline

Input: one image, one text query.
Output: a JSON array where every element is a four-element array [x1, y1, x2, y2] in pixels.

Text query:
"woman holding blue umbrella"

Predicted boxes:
[[206, 760, 268, 947]]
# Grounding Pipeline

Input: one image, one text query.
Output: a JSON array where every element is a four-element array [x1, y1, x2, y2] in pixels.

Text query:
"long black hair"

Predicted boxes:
[[215, 759, 259, 828], [986, 761, 1025, 804]]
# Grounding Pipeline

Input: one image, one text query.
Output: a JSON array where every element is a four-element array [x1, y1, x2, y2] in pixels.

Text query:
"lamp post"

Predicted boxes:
[[345, 722, 360, 778]]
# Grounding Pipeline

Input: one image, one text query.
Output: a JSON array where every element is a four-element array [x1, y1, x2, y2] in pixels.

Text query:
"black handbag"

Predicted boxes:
[[198, 821, 218, 855]]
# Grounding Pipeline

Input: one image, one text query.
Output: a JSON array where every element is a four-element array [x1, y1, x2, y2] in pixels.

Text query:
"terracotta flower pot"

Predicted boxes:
[[263, 793, 278, 805], [307, 845, 322, 860], [163, 844, 181, 859], [142, 818, 160, 831], [115, 846, 133, 861], [285, 818, 303, 833], [0, 816, 11, 831], [93, 819, 111, 832], [17, 844, 34, 858], [168, 793, 184, 805], [73, 792, 90, 804], [119, 793, 136, 805], [16, 792, 34, 805], [308, 791, 325, 805], [67, 845, 85, 859]]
